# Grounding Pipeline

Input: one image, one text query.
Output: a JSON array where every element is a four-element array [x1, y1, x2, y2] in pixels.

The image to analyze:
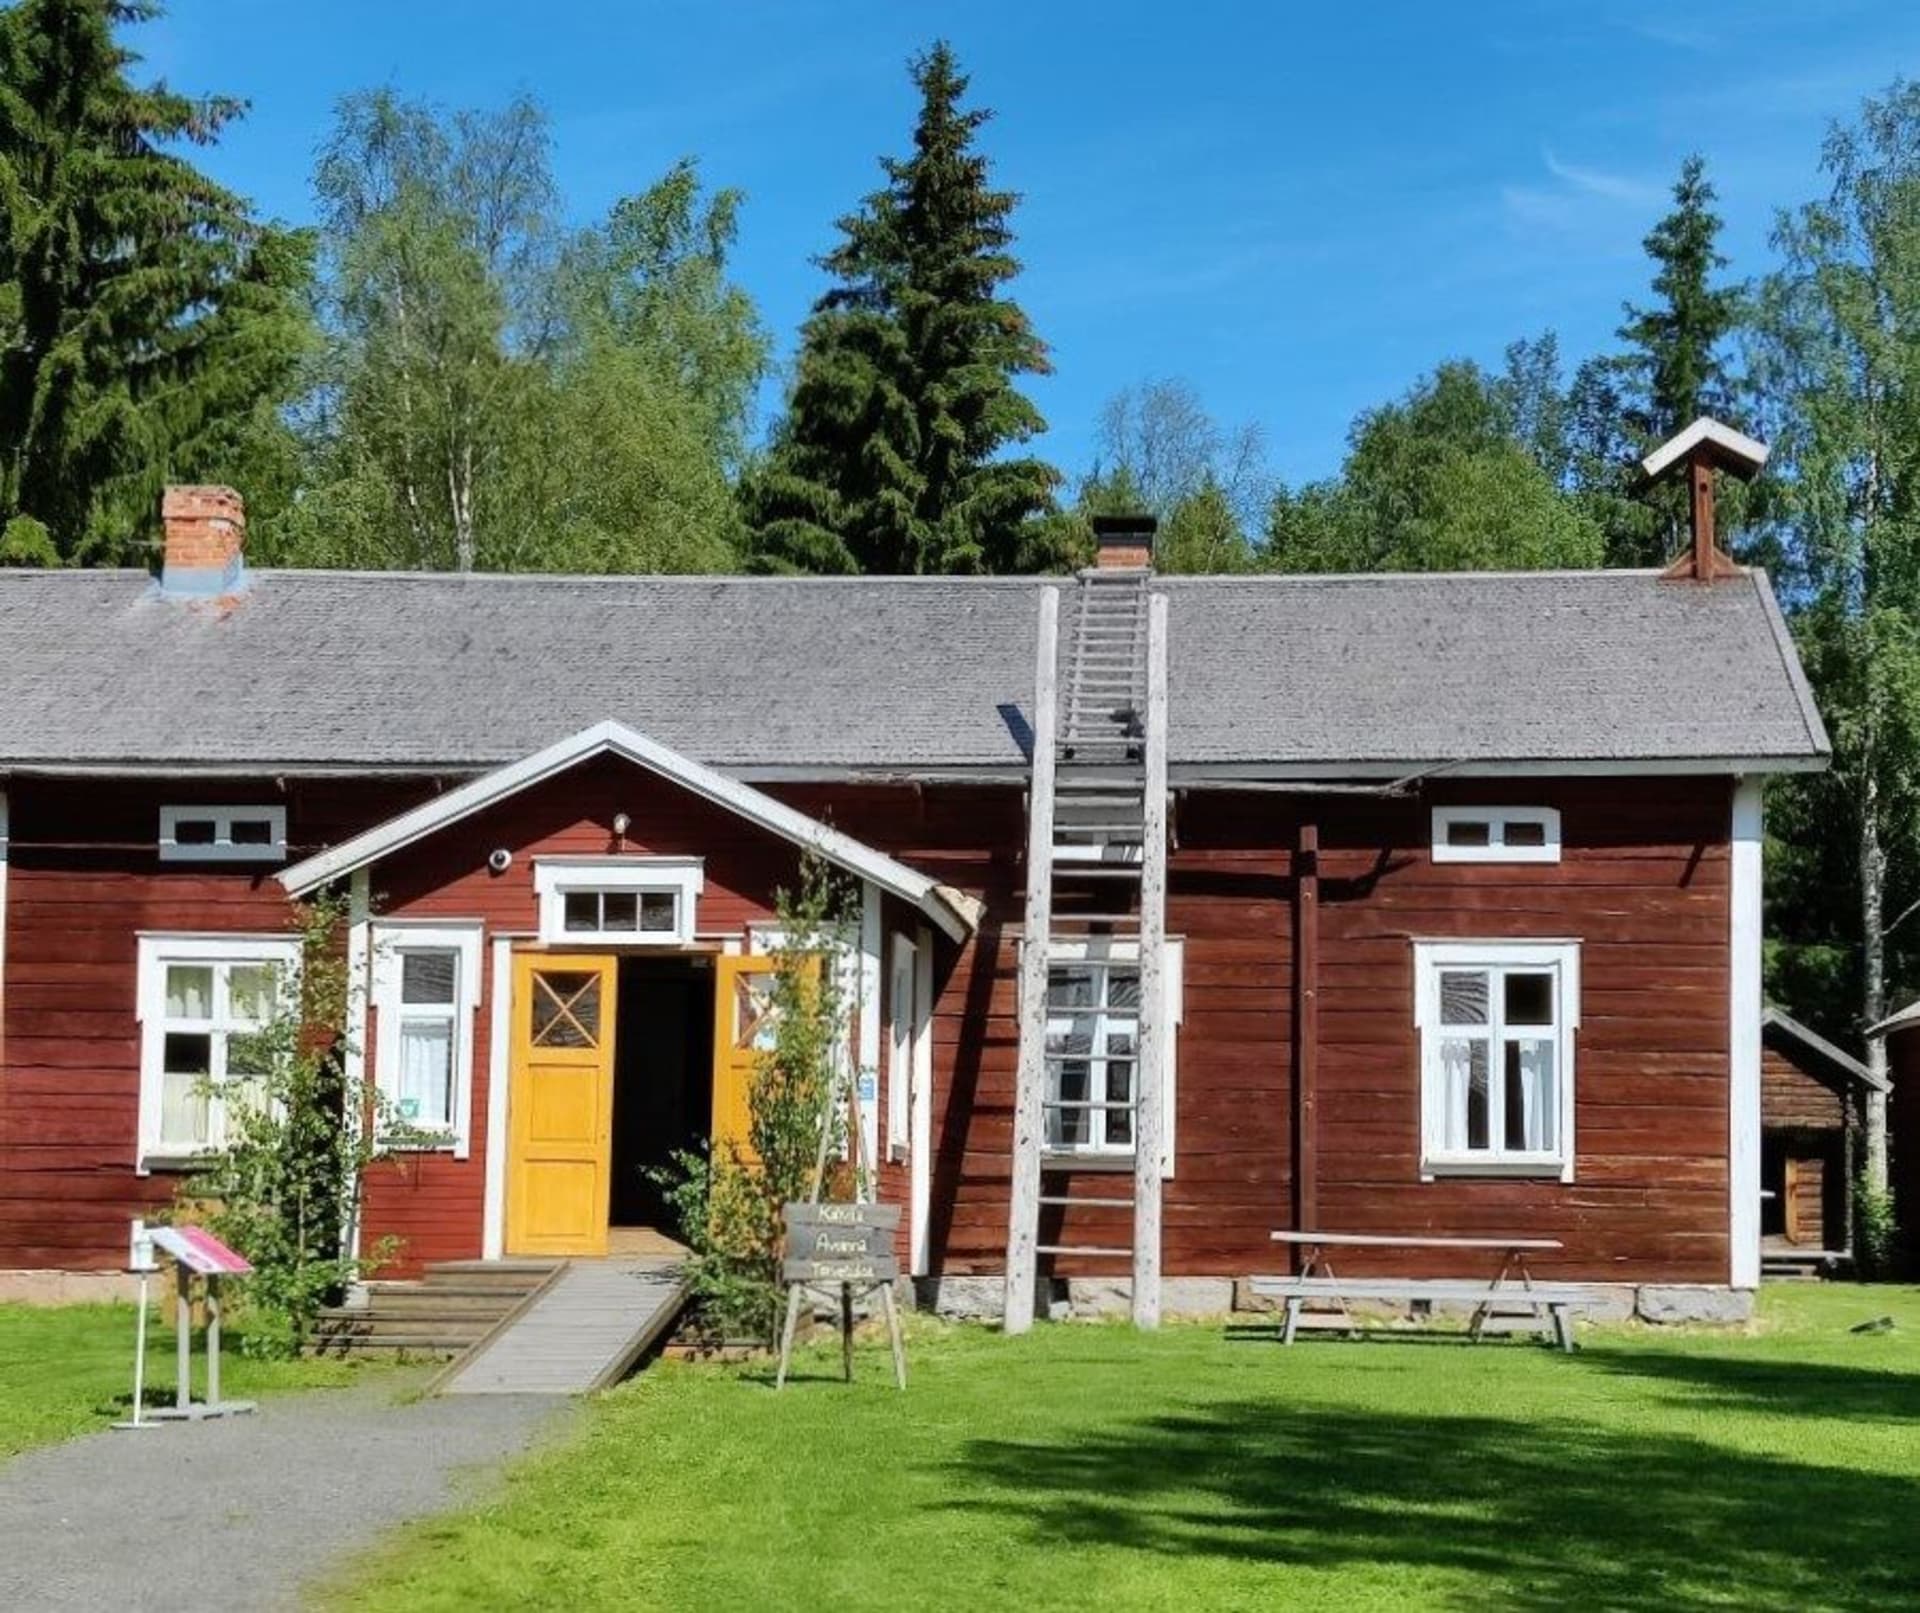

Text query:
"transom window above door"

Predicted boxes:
[[532, 856, 703, 946]]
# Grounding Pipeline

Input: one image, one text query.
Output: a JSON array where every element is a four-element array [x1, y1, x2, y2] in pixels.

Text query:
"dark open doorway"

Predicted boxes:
[[609, 954, 715, 1235]]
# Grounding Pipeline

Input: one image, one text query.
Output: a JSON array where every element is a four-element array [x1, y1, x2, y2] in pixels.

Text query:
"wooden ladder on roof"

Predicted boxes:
[[1005, 564, 1170, 1332]]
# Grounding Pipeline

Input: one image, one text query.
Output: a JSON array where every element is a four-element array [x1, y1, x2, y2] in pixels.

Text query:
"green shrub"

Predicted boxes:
[[177, 893, 423, 1355]]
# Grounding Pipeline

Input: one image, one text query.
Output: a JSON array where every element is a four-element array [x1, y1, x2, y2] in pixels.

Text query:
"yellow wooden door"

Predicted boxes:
[[711, 953, 781, 1161], [507, 954, 619, 1258]]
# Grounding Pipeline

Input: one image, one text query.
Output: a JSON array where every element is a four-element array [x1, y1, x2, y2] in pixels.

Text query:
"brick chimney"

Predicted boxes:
[[1091, 513, 1156, 571], [160, 485, 248, 597], [1640, 418, 1767, 582]]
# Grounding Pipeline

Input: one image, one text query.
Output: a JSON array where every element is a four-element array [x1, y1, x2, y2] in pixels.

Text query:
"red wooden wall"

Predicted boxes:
[[908, 778, 1736, 1286], [0, 777, 431, 1270], [3, 764, 1740, 1288]]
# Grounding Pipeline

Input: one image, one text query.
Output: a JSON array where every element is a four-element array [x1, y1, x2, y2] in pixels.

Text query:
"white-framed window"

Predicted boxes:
[[1414, 940, 1579, 1179], [136, 933, 300, 1169], [371, 923, 482, 1155], [886, 933, 925, 1160], [1430, 806, 1561, 865], [533, 857, 702, 946], [158, 805, 288, 864], [1042, 938, 1183, 1174]]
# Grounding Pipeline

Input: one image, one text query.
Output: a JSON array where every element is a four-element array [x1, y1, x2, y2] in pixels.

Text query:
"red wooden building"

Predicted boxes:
[[0, 440, 1829, 1320]]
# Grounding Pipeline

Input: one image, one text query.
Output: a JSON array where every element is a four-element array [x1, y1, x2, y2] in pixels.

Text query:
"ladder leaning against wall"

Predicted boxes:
[[1005, 522, 1171, 1333]]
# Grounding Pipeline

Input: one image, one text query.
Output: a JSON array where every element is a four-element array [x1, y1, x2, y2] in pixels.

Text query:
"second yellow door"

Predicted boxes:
[[507, 954, 619, 1258], [711, 953, 781, 1161]]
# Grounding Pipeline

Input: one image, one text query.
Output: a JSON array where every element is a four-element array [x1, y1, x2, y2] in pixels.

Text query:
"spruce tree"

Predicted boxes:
[[1576, 156, 1747, 566], [743, 42, 1060, 573], [0, 0, 312, 563], [1619, 155, 1744, 437]]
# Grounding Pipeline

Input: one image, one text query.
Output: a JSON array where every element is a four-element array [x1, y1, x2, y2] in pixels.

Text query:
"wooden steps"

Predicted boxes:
[[308, 1258, 561, 1359]]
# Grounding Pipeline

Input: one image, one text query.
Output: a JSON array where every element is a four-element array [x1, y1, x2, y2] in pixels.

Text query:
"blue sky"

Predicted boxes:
[[141, 1, 1919, 486]]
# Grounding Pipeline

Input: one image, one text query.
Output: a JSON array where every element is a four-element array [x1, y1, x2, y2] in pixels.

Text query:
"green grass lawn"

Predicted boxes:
[[0, 1302, 391, 1459], [331, 1284, 1920, 1613]]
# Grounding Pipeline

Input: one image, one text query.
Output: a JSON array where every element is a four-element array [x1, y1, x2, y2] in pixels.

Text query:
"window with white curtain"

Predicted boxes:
[[1414, 940, 1578, 1178], [136, 934, 300, 1169], [371, 924, 482, 1151]]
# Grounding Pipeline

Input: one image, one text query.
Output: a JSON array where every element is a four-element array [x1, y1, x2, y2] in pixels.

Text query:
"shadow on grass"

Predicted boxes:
[[947, 1398, 1919, 1610], [1571, 1347, 1920, 1424]]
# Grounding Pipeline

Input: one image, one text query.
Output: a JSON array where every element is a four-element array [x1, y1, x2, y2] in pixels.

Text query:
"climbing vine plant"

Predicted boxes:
[[177, 892, 419, 1356]]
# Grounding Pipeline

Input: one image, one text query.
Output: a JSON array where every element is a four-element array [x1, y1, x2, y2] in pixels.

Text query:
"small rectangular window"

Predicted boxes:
[[1431, 806, 1561, 864], [159, 805, 287, 864], [533, 858, 703, 946]]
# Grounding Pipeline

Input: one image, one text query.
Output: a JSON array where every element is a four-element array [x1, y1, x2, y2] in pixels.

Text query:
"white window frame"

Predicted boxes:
[[532, 856, 703, 946], [158, 804, 288, 864], [1414, 939, 1579, 1181], [886, 932, 925, 1161], [1430, 805, 1561, 865], [1040, 937, 1182, 1176], [370, 921, 483, 1157], [136, 932, 301, 1171]]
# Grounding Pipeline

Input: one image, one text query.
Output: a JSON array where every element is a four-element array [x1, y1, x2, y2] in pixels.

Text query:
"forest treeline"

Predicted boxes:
[[3, 1, 1916, 1224]]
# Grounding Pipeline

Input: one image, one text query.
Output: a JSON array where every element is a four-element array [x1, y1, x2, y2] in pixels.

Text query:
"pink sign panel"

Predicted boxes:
[[149, 1226, 253, 1277]]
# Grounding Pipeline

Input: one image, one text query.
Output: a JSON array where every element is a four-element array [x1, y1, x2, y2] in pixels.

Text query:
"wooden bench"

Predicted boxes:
[[1256, 1230, 1583, 1352]]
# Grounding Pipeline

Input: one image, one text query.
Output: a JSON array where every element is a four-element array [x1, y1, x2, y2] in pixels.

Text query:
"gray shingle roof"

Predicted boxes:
[[0, 567, 1827, 775]]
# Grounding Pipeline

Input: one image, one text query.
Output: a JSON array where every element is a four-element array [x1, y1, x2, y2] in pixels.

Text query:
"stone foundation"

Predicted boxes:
[[1635, 1284, 1755, 1325], [918, 1274, 1755, 1327], [0, 1269, 144, 1305]]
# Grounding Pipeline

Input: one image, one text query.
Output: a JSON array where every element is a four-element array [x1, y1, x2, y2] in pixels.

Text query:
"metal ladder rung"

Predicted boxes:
[[1036, 1244, 1133, 1258], [1038, 1194, 1135, 1209]]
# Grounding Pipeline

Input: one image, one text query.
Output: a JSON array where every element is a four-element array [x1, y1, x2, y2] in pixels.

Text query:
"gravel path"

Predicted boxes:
[[0, 1379, 570, 1611]]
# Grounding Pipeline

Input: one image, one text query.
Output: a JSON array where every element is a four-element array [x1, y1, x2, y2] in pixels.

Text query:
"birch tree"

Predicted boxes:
[[297, 90, 557, 572], [1755, 81, 1920, 1214]]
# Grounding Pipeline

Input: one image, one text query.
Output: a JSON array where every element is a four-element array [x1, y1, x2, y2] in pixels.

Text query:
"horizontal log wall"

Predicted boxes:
[[4, 766, 1739, 1286], [921, 779, 1736, 1285], [0, 778, 432, 1269], [1761, 1042, 1845, 1130]]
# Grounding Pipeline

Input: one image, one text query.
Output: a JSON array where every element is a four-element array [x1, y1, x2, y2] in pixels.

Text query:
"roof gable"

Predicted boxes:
[[277, 719, 977, 942], [1762, 1007, 1885, 1093]]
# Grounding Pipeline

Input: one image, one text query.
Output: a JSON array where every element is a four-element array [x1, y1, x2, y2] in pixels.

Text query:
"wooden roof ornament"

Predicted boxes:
[[1641, 417, 1769, 583]]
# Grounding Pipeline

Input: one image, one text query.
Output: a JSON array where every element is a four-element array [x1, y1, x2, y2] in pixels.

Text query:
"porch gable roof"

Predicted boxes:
[[276, 718, 979, 942]]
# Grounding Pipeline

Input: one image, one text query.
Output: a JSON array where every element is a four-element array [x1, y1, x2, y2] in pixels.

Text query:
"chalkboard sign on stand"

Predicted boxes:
[[775, 1201, 906, 1389], [772, 1026, 909, 1390]]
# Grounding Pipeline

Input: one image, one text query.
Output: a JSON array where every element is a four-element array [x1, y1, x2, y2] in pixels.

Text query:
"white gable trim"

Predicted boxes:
[[277, 719, 975, 943]]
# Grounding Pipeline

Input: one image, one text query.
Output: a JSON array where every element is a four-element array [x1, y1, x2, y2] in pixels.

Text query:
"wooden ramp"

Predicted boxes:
[[438, 1257, 688, 1396]]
